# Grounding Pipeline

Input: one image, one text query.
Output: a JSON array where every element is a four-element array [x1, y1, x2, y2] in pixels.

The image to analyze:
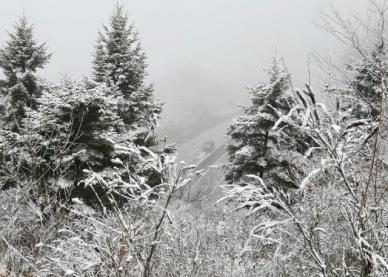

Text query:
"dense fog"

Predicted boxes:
[[0, 0, 367, 136]]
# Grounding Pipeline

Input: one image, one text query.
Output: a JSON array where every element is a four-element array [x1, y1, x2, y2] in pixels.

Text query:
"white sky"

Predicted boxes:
[[0, 0, 368, 125]]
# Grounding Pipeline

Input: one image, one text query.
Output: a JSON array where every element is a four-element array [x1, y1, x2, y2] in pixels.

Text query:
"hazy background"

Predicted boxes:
[[0, 0, 368, 137]]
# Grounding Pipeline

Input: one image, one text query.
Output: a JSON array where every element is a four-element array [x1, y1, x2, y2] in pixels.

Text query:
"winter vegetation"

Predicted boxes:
[[1, 1, 388, 277]]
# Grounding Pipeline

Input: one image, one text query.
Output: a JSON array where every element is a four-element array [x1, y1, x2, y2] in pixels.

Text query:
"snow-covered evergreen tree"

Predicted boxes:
[[222, 82, 388, 276], [0, 9, 166, 209], [0, 78, 168, 208], [92, 32, 106, 83], [332, 42, 387, 121], [0, 15, 51, 131], [226, 60, 309, 190], [93, 4, 145, 93], [92, 4, 161, 135]]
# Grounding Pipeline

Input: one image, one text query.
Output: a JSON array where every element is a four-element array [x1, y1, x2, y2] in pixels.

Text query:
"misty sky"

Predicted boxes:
[[0, 0, 368, 128]]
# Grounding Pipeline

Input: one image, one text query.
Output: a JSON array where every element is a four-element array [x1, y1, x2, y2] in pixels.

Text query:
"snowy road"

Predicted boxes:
[[170, 120, 231, 210], [175, 120, 229, 165]]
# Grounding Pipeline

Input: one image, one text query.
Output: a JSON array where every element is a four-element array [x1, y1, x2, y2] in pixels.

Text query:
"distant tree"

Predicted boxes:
[[0, 15, 51, 131], [331, 42, 388, 121], [92, 4, 161, 137], [92, 32, 107, 83], [226, 60, 310, 190]]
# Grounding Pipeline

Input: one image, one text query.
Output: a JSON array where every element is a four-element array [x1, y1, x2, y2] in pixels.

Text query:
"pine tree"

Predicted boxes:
[[226, 60, 309, 190], [92, 4, 161, 135], [0, 15, 51, 131]]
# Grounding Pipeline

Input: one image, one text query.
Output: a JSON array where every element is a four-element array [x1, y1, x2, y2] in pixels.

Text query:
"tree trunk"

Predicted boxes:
[[259, 131, 269, 178]]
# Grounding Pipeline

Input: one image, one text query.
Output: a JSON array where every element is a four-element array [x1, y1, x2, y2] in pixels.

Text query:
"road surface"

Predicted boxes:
[[170, 120, 232, 211]]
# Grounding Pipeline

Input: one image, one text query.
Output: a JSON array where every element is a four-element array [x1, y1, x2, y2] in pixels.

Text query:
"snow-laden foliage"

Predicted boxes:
[[222, 84, 388, 276], [0, 15, 51, 131], [0, 154, 201, 276], [0, 78, 168, 209], [93, 4, 145, 93], [226, 60, 311, 190], [92, 4, 161, 135], [0, 10, 174, 276], [328, 42, 388, 121]]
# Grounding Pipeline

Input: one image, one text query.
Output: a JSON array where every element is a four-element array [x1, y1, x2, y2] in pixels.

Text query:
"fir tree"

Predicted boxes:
[[333, 42, 388, 121], [92, 4, 161, 135], [226, 60, 309, 190], [0, 15, 51, 131], [93, 4, 146, 93], [0, 78, 167, 208]]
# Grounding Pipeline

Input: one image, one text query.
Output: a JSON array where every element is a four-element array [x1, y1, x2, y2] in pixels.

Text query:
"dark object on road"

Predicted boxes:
[[202, 140, 216, 153]]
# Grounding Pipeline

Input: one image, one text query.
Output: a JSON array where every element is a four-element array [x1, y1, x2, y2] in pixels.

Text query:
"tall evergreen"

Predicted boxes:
[[226, 60, 309, 190], [92, 4, 161, 134], [93, 4, 146, 93], [0, 15, 51, 131]]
